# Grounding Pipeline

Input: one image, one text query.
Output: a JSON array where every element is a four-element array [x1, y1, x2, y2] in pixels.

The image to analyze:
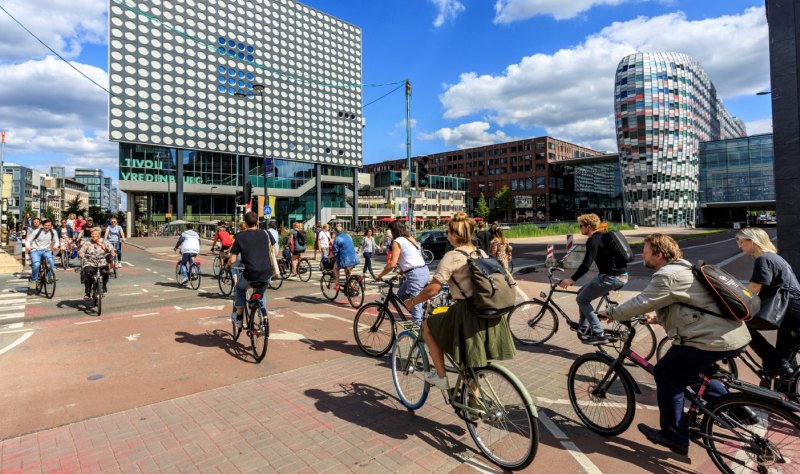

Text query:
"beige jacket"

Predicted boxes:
[[608, 259, 751, 352]]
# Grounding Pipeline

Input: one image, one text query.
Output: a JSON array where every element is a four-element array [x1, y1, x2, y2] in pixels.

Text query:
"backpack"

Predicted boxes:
[[601, 230, 634, 268], [678, 261, 760, 322], [453, 249, 517, 319], [295, 230, 307, 246], [32, 228, 55, 243]]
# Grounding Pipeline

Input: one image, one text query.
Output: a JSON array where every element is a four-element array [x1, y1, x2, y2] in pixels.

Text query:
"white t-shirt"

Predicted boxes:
[[395, 236, 425, 272], [318, 230, 331, 250]]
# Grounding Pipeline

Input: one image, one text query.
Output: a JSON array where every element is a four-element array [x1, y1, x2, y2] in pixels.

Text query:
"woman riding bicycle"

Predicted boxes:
[[78, 228, 116, 300], [401, 212, 516, 390], [376, 219, 429, 327]]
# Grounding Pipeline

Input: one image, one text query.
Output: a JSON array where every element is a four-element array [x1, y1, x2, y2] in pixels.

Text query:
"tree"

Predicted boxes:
[[494, 185, 515, 222], [43, 207, 57, 223], [63, 196, 86, 219], [475, 193, 490, 219], [88, 206, 105, 224]]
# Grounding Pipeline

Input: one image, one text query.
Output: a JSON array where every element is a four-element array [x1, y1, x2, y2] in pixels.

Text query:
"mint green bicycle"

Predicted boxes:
[[390, 319, 539, 470]]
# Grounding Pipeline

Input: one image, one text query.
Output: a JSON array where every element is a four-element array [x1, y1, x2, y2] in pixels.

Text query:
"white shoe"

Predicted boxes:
[[424, 370, 450, 390], [231, 311, 242, 329]]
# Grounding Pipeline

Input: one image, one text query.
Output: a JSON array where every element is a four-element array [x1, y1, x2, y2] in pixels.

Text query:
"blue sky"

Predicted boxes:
[[0, 0, 772, 179]]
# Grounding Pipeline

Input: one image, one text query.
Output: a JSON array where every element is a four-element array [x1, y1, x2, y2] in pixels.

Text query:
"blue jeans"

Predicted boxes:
[[234, 276, 267, 310], [30, 250, 55, 282], [398, 266, 430, 324], [362, 252, 375, 277], [180, 253, 196, 278], [576, 274, 627, 334], [110, 241, 122, 261], [655, 344, 741, 445]]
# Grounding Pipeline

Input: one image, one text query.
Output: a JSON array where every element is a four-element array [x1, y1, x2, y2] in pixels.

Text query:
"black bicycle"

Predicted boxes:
[[85, 263, 106, 315], [33, 253, 56, 299], [320, 265, 365, 309], [175, 254, 201, 290], [506, 265, 656, 360], [568, 317, 800, 473], [278, 253, 312, 282], [231, 281, 270, 362], [352, 275, 416, 356]]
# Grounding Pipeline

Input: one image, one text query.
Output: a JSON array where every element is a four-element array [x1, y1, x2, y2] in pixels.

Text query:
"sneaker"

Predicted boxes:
[[576, 326, 591, 341], [584, 332, 610, 345], [424, 371, 450, 390], [637, 423, 689, 456], [83, 294, 91, 301], [231, 312, 243, 330], [180, 276, 188, 284], [28, 281, 37, 290]]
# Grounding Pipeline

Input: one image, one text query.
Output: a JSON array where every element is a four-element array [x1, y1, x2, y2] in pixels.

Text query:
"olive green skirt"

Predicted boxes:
[[425, 299, 516, 367]]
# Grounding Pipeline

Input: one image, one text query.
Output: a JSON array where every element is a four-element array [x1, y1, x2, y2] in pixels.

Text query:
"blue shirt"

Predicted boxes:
[[333, 232, 359, 268]]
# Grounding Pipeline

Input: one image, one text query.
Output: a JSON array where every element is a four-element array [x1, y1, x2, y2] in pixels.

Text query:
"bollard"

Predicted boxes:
[[545, 244, 556, 267], [566, 234, 574, 253]]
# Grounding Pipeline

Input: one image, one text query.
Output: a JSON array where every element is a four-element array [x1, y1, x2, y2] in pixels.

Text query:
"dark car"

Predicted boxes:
[[416, 230, 452, 259]]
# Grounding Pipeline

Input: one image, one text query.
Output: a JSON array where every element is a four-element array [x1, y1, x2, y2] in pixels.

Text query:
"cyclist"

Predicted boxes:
[[287, 222, 307, 278], [26, 218, 59, 292], [104, 217, 126, 264], [558, 213, 628, 345], [601, 234, 751, 456], [73, 215, 86, 240], [173, 223, 201, 285], [78, 228, 116, 299], [212, 223, 234, 257], [331, 224, 359, 290], [226, 212, 275, 331], [375, 219, 429, 326], [81, 218, 95, 245]]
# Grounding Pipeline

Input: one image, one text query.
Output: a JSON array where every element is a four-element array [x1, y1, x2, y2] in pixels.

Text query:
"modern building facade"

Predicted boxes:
[[2, 164, 33, 222], [74, 169, 105, 209], [614, 52, 746, 227], [363, 136, 601, 221], [698, 133, 775, 226], [109, 0, 363, 229], [548, 154, 625, 222]]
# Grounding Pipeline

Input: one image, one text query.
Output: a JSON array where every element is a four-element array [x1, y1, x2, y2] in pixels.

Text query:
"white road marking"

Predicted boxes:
[[124, 333, 140, 341], [145, 268, 151, 271], [0, 322, 23, 330], [0, 331, 34, 356], [74, 320, 101, 325], [295, 312, 353, 325], [0, 305, 25, 312], [119, 292, 142, 296], [0, 312, 26, 320], [538, 413, 602, 474], [0, 299, 26, 305], [186, 305, 224, 311], [0, 328, 32, 335], [7, 279, 27, 283], [270, 330, 308, 341], [174, 306, 183, 310], [132, 312, 160, 318], [141, 288, 149, 293], [0, 292, 26, 299]]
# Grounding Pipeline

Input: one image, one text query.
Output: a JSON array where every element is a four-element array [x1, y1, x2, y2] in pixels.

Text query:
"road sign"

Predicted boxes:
[[165, 213, 172, 218], [263, 205, 272, 217], [263, 157, 274, 177], [401, 200, 408, 217]]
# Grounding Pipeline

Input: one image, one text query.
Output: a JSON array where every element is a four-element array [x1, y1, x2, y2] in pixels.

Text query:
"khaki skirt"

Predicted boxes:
[[425, 299, 516, 367]]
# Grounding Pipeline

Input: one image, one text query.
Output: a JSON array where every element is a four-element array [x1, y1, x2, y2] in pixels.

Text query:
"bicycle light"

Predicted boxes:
[[539, 291, 547, 298]]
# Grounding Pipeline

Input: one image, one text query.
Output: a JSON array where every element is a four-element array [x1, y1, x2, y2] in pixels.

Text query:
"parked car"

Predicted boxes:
[[416, 230, 452, 259]]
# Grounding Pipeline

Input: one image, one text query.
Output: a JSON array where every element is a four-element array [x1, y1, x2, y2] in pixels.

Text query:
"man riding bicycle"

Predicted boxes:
[[104, 217, 126, 264], [332, 224, 359, 290], [78, 228, 116, 299], [26, 218, 59, 292], [212, 224, 234, 258], [173, 223, 201, 285], [226, 212, 275, 331]]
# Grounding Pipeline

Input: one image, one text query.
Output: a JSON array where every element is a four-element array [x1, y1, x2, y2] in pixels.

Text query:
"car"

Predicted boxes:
[[416, 230, 452, 259]]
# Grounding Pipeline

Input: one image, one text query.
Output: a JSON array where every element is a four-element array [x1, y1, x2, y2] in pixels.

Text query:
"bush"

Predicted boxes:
[[503, 222, 633, 239]]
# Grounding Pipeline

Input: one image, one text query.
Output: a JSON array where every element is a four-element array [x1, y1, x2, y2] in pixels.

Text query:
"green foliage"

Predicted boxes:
[[503, 222, 634, 239], [88, 206, 105, 224], [475, 193, 490, 219], [63, 196, 86, 218], [42, 207, 57, 222], [494, 186, 514, 221]]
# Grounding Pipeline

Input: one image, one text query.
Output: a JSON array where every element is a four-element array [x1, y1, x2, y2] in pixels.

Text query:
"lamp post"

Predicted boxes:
[[211, 186, 218, 219]]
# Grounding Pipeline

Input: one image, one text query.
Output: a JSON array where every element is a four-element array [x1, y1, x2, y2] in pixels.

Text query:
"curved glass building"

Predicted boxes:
[[614, 52, 746, 226]]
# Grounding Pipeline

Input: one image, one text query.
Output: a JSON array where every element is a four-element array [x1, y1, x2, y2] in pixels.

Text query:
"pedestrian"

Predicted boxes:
[[490, 222, 498, 240], [383, 228, 393, 263], [375, 219, 429, 326], [66, 213, 75, 239], [312, 222, 322, 260], [359, 227, 378, 279], [287, 222, 307, 277], [317, 224, 332, 265], [489, 227, 512, 272], [474, 220, 491, 254]]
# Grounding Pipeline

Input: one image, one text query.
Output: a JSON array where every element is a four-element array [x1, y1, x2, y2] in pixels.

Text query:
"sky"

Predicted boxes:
[[0, 0, 773, 182]]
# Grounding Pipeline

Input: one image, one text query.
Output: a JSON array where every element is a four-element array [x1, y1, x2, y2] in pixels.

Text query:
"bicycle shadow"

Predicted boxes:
[[286, 294, 327, 305], [304, 383, 477, 465], [153, 280, 185, 289], [296, 338, 363, 357], [174, 329, 258, 363], [513, 342, 578, 362], [56, 298, 100, 316]]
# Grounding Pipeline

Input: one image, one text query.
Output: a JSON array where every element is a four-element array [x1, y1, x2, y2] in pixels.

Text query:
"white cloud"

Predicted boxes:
[[494, 0, 628, 23], [440, 7, 768, 150], [744, 118, 772, 135], [430, 0, 466, 27], [420, 121, 517, 149], [0, 0, 107, 62]]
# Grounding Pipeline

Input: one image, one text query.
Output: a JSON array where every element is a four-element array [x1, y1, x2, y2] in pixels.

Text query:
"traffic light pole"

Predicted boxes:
[[405, 79, 414, 234]]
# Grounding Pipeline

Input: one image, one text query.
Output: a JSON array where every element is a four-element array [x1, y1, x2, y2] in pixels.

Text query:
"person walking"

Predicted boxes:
[[736, 227, 800, 376], [375, 220, 429, 326], [474, 220, 491, 254], [312, 222, 322, 260], [489, 227, 512, 272], [359, 228, 378, 279], [317, 224, 332, 263]]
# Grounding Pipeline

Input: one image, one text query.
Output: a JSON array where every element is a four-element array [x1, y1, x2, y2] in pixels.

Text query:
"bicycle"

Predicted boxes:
[[85, 262, 106, 315], [231, 280, 270, 362], [59, 238, 76, 270], [506, 265, 656, 360], [32, 253, 56, 299], [390, 321, 539, 470], [567, 317, 800, 473], [218, 265, 235, 296], [175, 255, 201, 290], [320, 264, 365, 308], [211, 246, 228, 277], [420, 248, 434, 265], [657, 335, 800, 398], [278, 253, 312, 282]]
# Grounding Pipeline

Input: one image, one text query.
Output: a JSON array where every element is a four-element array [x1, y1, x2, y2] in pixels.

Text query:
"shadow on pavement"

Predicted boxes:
[[153, 280, 184, 289], [174, 329, 258, 363], [287, 294, 328, 305], [298, 338, 363, 357], [305, 383, 476, 464], [56, 298, 100, 316], [513, 342, 577, 361]]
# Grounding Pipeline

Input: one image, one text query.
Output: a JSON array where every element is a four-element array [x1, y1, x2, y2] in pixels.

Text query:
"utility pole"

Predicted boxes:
[[405, 79, 414, 234], [0, 130, 5, 239]]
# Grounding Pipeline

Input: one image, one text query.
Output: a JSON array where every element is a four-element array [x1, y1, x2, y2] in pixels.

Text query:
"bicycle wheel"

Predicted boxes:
[[656, 336, 672, 361], [175, 262, 183, 284], [279, 259, 291, 279], [702, 394, 800, 474], [41, 264, 55, 299], [96, 279, 103, 316], [506, 300, 558, 345], [218, 269, 234, 296], [346, 276, 364, 309], [567, 353, 635, 436], [231, 310, 242, 342], [212, 256, 221, 277], [353, 302, 395, 357], [249, 302, 269, 362], [391, 331, 430, 410], [465, 365, 539, 470], [189, 264, 201, 290], [112, 257, 118, 279], [268, 274, 283, 290], [320, 272, 338, 301], [421, 249, 434, 265], [607, 319, 657, 362], [297, 258, 312, 282]]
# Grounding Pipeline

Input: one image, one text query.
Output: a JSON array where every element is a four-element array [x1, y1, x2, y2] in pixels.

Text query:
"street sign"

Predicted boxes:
[[263, 157, 274, 177], [263, 205, 272, 217], [401, 200, 408, 217], [165, 213, 172, 218]]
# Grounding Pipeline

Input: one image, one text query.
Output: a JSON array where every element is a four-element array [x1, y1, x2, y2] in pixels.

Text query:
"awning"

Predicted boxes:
[[377, 217, 394, 222], [398, 217, 425, 222]]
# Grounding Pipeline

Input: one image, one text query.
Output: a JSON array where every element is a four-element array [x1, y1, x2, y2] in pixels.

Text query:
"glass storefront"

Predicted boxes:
[[699, 134, 775, 203]]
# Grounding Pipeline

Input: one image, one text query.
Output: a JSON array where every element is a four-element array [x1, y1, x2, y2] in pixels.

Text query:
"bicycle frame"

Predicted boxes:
[[535, 267, 616, 331]]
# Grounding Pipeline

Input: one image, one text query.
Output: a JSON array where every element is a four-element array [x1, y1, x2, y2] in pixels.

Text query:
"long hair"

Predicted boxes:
[[495, 227, 506, 244], [448, 212, 475, 246], [737, 228, 777, 253], [388, 219, 410, 239]]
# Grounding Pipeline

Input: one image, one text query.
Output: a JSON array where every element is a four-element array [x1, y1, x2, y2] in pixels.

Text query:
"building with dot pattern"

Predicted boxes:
[[614, 52, 746, 227], [109, 0, 363, 228]]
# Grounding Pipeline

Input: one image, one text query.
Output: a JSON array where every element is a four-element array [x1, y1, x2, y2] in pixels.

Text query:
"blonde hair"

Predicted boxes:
[[737, 228, 777, 253], [643, 233, 683, 261], [577, 213, 601, 231], [238, 221, 247, 232], [448, 212, 475, 246]]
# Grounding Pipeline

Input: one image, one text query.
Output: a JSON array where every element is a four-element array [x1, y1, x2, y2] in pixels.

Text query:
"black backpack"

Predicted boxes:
[[601, 230, 634, 268], [295, 230, 307, 246], [677, 261, 760, 322]]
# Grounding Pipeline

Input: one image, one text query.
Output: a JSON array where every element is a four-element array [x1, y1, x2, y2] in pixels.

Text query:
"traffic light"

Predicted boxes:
[[235, 191, 244, 205], [244, 182, 253, 204], [416, 155, 430, 188]]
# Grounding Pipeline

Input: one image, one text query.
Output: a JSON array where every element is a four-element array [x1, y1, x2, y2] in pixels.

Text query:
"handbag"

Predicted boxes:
[[264, 230, 280, 277], [748, 287, 790, 330]]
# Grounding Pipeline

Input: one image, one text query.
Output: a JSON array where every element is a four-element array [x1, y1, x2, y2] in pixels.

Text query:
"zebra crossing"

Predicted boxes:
[[0, 275, 31, 333]]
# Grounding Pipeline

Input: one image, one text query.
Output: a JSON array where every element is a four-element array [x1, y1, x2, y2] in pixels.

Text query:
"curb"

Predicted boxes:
[[123, 241, 147, 251]]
